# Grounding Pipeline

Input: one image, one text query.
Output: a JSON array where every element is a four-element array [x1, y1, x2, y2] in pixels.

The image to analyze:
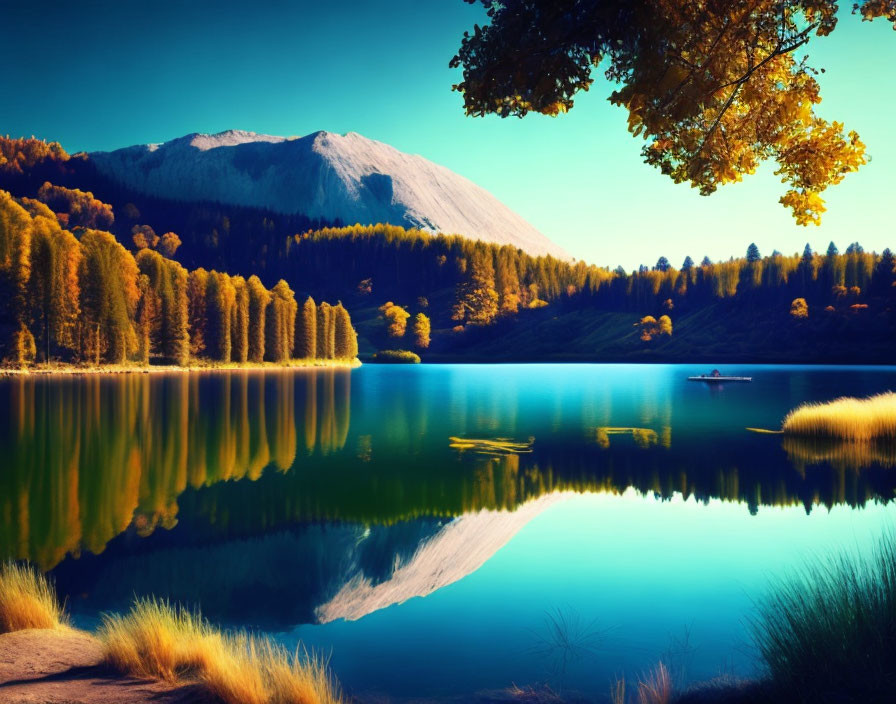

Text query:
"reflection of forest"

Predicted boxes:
[[0, 371, 350, 569], [3, 372, 896, 573]]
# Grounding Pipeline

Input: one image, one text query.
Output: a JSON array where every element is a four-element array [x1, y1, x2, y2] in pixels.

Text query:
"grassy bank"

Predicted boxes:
[[0, 358, 361, 376], [751, 532, 896, 702], [0, 562, 343, 704]]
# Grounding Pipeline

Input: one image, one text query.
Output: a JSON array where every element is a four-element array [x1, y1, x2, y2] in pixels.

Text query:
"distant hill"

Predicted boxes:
[[88, 129, 567, 259]]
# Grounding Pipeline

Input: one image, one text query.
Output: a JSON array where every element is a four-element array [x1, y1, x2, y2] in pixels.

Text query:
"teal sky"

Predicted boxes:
[[1, 1, 894, 268]]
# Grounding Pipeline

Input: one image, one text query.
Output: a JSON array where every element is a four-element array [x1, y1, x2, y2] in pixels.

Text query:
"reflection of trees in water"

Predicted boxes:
[[783, 436, 896, 473], [0, 370, 351, 569], [5, 369, 896, 572]]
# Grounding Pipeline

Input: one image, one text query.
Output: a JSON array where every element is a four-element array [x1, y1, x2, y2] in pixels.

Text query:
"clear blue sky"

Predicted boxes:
[[1, 0, 894, 269]]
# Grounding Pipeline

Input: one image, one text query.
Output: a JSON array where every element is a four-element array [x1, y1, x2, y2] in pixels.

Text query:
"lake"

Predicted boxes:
[[2, 364, 895, 701]]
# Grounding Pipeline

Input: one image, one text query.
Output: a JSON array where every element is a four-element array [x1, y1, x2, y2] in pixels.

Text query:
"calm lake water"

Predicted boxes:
[[2, 364, 896, 701]]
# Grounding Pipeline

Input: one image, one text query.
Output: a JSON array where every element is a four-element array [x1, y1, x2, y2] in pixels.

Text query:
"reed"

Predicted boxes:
[[99, 598, 343, 704], [0, 561, 65, 633], [609, 663, 672, 704], [751, 533, 896, 701], [781, 392, 896, 441]]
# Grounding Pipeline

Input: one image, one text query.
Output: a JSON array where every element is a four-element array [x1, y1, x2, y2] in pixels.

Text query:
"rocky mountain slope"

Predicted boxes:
[[90, 129, 566, 258]]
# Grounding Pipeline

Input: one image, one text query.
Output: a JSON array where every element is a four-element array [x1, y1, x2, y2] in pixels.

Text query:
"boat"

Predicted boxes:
[[688, 369, 752, 382]]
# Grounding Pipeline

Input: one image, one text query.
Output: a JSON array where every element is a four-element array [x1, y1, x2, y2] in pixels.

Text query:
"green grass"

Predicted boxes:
[[751, 533, 896, 701]]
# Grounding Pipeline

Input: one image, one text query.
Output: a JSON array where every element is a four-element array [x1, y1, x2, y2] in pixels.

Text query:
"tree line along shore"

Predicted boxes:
[[0, 189, 359, 369]]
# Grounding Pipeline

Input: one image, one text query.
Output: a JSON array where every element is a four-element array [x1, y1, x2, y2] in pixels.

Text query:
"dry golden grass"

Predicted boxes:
[[782, 392, 896, 441], [609, 663, 672, 704], [0, 562, 65, 633], [98, 598, 342, 704]]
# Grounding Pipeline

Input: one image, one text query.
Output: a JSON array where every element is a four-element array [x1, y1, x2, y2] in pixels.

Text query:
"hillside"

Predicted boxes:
[[88, 129, 566, 258], [2, 136, 894, 365]]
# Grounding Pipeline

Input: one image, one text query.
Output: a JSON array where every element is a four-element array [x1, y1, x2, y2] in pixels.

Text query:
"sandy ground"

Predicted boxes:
[[0, 628, 208, 704]]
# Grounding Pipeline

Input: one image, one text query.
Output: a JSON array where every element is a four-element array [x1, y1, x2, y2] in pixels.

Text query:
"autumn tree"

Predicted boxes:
[[246, 275, 271, 362], [451, 1, 883, 225], [0, 191, 34, 362], [379, 301, 410, 338], [78, 229, 139, 363], [187, 268, 209, 357], [413, 312, 431, 349], [265, 279, 297, 363], [790, 297, 809, 319], [37, 182, 114, 230], [230, 275, 249, 363], [333, 303, 358, 359], [26, 211, 82, 361], [658, 315, 673, 336], [317, 301, 336, 359], [131, 224, 159, 250], [205, 271, 236, 362], [136, 249, 189, 365], [295, 296, 317, 359], [159, 232, 182, 257], [454, 249, 498, 324]]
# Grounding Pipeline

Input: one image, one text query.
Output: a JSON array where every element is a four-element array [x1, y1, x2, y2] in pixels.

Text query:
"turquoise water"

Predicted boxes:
[[2, 364, 895, 700]]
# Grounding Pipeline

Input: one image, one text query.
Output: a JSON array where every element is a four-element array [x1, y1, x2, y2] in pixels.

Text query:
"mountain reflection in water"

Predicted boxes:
[[1, 364, 895, 634]]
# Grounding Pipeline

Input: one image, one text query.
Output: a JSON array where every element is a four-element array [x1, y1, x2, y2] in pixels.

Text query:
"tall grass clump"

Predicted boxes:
[[0, 561, 65, 632], [752, 533, 896, 700], [610, 664, 672, 704], [99, 598, 343, 704], [782, 391, 896, 441]]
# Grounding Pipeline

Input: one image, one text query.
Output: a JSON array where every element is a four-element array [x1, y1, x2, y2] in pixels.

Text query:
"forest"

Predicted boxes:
[[0, 187, 357, 366], [1, 136, 894, 363]]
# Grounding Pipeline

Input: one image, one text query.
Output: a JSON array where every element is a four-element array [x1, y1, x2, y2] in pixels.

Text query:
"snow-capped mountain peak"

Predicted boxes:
[[89, 129, 566, 258]]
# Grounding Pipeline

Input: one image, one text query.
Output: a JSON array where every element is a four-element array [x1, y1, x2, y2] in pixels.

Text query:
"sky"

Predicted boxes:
[[1, 0, 895, 269]]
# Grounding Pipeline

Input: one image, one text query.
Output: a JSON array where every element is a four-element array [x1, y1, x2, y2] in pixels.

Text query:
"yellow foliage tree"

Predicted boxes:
[[413, 312, 431, 349], [379, 301, 410, 338], [450, 1, 890, 224], [790, 297, 809, 319]]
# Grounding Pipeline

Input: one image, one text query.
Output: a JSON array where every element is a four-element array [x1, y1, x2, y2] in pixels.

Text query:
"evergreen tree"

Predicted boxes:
[[746, 243, 761, 263], [681, 256, 694, 271], [654, 256, 671, 272]]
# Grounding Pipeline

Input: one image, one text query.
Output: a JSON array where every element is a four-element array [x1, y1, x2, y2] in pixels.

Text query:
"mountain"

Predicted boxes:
[[89, 129, 567, 259], [315, 494, 567, 623]]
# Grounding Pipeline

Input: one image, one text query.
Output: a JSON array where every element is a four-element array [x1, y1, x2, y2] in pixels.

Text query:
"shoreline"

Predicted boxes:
[[0, 358, 361, 377]]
